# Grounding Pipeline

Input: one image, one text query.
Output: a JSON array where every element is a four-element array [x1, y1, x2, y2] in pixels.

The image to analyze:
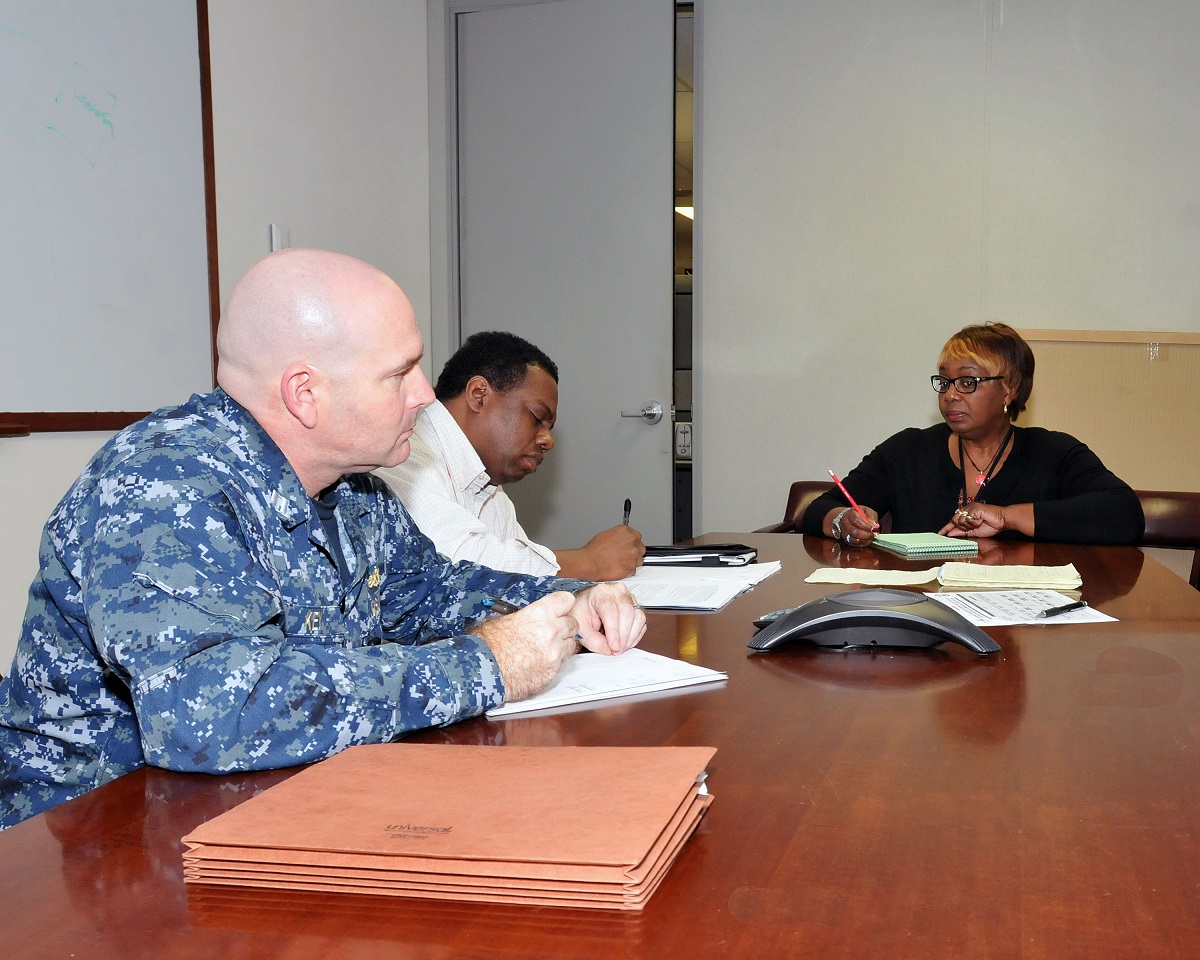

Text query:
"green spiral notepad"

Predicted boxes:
[[870, 533, 979, 558]]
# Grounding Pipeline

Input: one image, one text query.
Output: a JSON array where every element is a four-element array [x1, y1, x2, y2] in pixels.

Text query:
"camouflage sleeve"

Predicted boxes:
[[371, 487, 592, 642], [75, 458, 526, 774]]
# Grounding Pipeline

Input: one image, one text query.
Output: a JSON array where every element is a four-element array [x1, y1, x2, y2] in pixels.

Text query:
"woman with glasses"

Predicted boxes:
[[801, 322, 1144, 546]]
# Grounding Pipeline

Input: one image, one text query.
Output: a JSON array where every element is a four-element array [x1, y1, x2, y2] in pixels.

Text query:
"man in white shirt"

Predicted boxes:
[[376, 332, 644, 580]]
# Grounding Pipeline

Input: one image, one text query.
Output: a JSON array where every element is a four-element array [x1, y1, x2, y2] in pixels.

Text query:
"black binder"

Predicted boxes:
[[642, 543, 758, 567]]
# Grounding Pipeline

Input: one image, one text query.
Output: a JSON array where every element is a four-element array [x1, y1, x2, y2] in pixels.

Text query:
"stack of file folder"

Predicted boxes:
[[183, 743, 716, 911]]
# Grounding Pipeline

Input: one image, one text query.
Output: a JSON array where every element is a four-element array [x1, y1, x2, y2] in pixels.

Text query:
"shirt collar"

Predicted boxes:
[[419, 400, 496, 497]]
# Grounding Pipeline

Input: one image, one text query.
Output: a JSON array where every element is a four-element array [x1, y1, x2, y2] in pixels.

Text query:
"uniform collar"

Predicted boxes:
[[209, 389, 322, 532]]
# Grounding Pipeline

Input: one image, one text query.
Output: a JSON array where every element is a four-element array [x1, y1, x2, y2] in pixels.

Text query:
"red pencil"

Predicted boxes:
[[827, 469, 873, 525]]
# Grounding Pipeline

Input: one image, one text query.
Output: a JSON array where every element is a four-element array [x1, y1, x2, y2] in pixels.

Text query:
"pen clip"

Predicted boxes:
[[483, 596, 520, 616]]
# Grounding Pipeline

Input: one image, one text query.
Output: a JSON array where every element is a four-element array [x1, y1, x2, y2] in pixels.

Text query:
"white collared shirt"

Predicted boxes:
[[375, 401, 560, 575]]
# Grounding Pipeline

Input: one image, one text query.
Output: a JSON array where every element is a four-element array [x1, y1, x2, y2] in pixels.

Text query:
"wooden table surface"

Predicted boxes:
[[4, 533, 1200, 960]]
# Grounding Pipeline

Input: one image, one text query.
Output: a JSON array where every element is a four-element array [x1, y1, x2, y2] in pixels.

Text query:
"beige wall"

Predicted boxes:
[[1022, 332, 1200, 492]]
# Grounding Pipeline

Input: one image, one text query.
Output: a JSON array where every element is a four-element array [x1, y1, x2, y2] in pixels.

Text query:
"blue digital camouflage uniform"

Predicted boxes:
[[0, 389, 586, 829]]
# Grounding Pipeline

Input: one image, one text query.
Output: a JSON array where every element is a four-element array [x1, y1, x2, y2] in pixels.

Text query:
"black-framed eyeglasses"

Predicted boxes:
[[930, 375, 1004, 394]]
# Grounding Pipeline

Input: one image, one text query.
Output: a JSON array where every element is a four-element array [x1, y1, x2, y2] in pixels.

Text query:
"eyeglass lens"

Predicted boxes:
[[931, 376, 983, 393]]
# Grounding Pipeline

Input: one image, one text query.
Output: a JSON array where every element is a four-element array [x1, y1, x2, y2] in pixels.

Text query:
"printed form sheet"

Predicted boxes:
[[927, 590, 1117, 627]]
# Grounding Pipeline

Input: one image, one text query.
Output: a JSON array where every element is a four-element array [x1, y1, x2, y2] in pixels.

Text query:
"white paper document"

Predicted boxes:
[[926, 589, 1117, 627], [486, 647, 728, 718], [623, 561, 782, 611]]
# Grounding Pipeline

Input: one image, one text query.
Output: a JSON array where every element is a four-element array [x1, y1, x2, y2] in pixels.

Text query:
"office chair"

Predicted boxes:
[[756, 480, 840, 534], [1136, 490, 1200, 590]]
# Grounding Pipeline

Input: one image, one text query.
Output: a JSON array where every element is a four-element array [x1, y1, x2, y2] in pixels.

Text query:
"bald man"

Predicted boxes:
[[0, 249, 645, 829]]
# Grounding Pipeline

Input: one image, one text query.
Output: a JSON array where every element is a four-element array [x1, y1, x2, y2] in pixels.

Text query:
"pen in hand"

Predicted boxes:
[[623, 498, 632, 526], [1038, 600, 1087, 619], [826, 469, 873, 526], [484, 595, 589, 650]]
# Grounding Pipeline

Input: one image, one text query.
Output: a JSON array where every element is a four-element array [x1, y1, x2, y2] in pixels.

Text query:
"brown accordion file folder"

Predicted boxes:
[[183, 743, 716, 911]]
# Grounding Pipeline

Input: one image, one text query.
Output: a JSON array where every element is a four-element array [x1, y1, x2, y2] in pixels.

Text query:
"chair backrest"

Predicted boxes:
[[1136, 489, 1200, 589], [755, 480, 831, 533], [757, 480, 894, 534]]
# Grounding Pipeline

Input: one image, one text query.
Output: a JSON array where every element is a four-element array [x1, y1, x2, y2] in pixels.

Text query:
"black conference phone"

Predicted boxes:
[[748, 588, 1000, 656]]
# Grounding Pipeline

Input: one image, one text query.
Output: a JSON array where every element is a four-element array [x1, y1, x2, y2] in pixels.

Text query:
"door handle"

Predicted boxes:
[[620, 401, 663, 425]]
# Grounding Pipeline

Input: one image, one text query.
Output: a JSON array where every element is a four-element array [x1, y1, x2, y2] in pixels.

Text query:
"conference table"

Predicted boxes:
[[4, 533, 1200, 959]]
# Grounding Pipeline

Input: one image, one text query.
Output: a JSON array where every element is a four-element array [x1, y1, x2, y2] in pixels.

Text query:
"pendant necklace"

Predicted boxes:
[[958, 425, 1014, 506], [963, 449, 987, 487]]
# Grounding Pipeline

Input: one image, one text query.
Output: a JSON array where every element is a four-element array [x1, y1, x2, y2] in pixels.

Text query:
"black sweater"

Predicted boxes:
[[801, 424, 1144, 544]]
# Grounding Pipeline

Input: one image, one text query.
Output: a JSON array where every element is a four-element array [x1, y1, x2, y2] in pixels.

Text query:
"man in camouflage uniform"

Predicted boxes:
[[0, 249, 645, 829]]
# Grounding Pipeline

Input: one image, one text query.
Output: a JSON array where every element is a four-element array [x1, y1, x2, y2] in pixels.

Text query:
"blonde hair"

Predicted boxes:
[[937, 322, 1034, 420]]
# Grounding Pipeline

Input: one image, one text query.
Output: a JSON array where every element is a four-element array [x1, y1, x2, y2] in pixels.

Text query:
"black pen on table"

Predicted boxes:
[[1038, 600, 1087, 619], [623, 498, 632, 526]]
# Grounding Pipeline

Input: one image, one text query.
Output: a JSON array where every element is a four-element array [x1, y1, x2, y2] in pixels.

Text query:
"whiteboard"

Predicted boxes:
[[0, 1, 212, 412]]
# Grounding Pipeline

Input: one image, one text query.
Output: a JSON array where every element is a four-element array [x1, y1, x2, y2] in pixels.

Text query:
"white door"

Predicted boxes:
[[454, 0, 675, 547]]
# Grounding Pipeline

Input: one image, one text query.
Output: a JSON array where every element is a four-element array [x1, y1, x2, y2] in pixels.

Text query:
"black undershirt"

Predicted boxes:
[[313, 488, 351, 586]]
